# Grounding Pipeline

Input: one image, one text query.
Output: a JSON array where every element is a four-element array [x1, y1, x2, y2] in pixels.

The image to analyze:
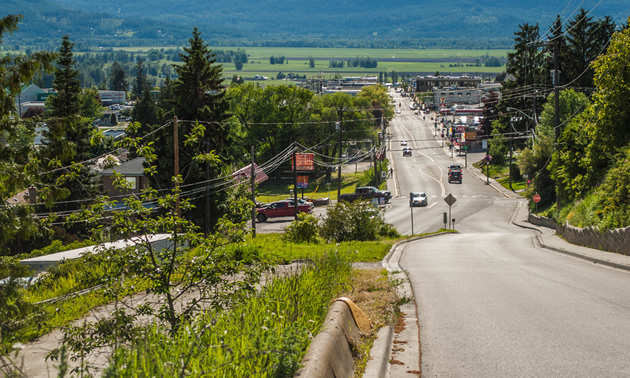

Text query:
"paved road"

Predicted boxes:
[[384, 91, 630, 377]]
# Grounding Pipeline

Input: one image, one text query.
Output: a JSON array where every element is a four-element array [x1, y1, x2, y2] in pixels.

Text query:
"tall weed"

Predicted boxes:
[[107, 251, 352, 377]]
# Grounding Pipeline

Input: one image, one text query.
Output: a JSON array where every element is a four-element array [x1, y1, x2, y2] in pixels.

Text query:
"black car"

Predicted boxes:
[[403, 147, 412, 157], [448, 171, 462, 184]]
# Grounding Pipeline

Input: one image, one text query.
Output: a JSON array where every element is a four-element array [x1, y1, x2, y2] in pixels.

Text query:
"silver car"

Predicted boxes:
[[410, 192, 428, 207]]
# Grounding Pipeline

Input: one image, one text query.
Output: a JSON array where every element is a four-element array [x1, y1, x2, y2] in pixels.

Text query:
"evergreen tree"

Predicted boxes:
[[0, 14, 56, 254], [132, 57, 148, 99], [132, 87, 158, 131], [48, 35, 81, 118], [109, 61, 128, 92], [149, 28, 231, 233], [564, 9, 616, 90], [39, 36, 100, 220], [156, 74, 175, 123]]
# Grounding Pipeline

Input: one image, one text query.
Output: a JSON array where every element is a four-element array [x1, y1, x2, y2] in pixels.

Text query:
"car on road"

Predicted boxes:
[[403, 147, 412, 157], [410, 192, 428, 207], [396, 109, 401, 114], [256, 200, 313, 222], [448, 164, 462, 173], [400, 140, 407, 146], [448, 171, 462, 184]]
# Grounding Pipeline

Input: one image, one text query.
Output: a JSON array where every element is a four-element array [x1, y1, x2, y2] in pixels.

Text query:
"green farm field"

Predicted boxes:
[[117, 46, 509, 80], [222, 47, 508, 80]]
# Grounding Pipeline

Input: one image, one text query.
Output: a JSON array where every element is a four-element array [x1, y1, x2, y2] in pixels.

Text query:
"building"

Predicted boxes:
[[433, 82, 502, 109], [20, 234, 173, 274], [98, 90, 126, 105], [98, 157, 148, 199], [15, 84, 52, 117], [415, 75, 482, 92]]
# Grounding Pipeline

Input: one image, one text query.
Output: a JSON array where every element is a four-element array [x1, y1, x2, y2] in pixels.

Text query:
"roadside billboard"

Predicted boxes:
[[291, 153, 315, 171]]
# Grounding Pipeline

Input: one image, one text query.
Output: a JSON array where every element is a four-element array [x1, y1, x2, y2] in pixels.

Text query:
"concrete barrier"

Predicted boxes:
[[294, 299, 366, 378]]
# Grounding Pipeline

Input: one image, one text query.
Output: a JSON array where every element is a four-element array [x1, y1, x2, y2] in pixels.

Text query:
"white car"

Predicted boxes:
[[410, 192, 428, 207], [400, 140, 407, 146]]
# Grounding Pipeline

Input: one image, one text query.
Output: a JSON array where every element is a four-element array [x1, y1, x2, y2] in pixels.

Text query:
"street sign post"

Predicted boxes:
[[533, 193, 541, 214], [444, 193, 457, 229]]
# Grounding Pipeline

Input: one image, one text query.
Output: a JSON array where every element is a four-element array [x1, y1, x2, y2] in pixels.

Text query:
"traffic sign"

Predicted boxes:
[[533, 194, 541, 203], [444, 193, 457, 206]]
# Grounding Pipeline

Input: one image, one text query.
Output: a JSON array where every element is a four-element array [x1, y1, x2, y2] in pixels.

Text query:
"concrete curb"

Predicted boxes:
[[363, 326, 394, 378], [295, 300, 361, 378], [363, 232, 455, 377]]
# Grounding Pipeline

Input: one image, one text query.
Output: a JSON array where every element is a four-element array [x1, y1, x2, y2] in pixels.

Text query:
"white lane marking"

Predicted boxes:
[[419, 166, 446, 196]]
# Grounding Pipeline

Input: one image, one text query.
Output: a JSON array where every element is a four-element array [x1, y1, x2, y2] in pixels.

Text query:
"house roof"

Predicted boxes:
[[99, 157, 146, 176]]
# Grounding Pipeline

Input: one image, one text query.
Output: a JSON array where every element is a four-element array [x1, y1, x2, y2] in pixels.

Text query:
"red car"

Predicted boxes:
[[256, 200, 313, 222]]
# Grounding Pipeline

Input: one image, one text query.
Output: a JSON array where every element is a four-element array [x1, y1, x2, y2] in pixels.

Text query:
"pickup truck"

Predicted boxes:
[[339, 186, 392, 204], [256, 200, 313, 222]]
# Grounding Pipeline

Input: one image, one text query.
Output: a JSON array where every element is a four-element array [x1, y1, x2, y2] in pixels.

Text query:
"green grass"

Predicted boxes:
[[256, 169, 374, 203], [250, 233, 396, 263], [497, 177, 526, 192], [95, 251, 356, 376]]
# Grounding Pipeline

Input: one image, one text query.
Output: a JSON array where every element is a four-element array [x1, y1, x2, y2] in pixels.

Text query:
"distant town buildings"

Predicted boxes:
[[413, 75, 501, 109], [15, 85, 127, 117]]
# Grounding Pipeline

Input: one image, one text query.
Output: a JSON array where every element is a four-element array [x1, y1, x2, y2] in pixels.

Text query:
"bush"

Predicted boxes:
[[319, 201, 395, 242], [283, 213, 322, 244]]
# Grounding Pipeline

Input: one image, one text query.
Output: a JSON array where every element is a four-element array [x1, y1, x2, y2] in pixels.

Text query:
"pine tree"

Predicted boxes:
[[564, 9, 616, 89], [132, 57, 148, 99], [39, 36, 100, 219], [148, 28, 231, 233], [48, 36, 81, 118], [109, 61, 128, 92], [0, 15, 56, 254]]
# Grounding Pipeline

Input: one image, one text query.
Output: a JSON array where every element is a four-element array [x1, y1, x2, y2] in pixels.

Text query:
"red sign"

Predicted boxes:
[[292, 153, 314, 171], [456, 126, 466, 132], [533, 194, 541, 203]]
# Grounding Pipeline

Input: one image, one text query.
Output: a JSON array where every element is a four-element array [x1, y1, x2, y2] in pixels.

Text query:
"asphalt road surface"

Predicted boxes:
[[386, 91, 630, 377]]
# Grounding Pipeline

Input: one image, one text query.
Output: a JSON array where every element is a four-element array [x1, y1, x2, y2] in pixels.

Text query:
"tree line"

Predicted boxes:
[[484, 9, 630, 229]]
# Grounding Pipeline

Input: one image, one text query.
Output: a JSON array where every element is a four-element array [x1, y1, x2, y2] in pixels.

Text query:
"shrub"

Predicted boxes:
[[283, 213, 322, 244], [319, 201, 394, 242]]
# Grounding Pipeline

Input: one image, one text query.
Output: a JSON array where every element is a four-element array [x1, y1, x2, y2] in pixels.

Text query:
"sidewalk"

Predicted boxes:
[[364, 197, 630, 377]]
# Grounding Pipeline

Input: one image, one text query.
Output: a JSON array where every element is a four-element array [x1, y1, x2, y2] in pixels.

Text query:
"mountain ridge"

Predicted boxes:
[[3, 0, 628, 49]]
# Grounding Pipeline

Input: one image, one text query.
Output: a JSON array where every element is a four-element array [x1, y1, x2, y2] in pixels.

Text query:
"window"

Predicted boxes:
[[125, 177, 137, 189]]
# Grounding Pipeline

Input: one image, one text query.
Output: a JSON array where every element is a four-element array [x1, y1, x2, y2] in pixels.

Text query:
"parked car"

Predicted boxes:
[[403, 147, 412, 157], [409, 192, 428, 207], [256, 200, 312, 222], [285, 198, 314, 207], [339, 186, 392, 204]]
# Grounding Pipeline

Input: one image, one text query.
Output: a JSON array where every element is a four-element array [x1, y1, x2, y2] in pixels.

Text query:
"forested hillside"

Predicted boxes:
[[3, 0, 628, 50]]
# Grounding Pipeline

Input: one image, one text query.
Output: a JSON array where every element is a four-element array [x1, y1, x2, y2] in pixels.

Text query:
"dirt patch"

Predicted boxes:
[[340, 267, 399, 377]]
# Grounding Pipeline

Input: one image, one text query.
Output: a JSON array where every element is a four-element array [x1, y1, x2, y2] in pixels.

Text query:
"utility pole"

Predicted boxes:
[[373, 142, 378, 187], [251, 146, 257, 238], [173, 116, 180, 218], [336, 109, 343, 202], [554, 31, 561, 211], [293, 143, 298, 221]]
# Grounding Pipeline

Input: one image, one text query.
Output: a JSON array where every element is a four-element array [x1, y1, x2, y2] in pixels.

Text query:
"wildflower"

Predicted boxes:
[[12, 343, 25, 350]]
